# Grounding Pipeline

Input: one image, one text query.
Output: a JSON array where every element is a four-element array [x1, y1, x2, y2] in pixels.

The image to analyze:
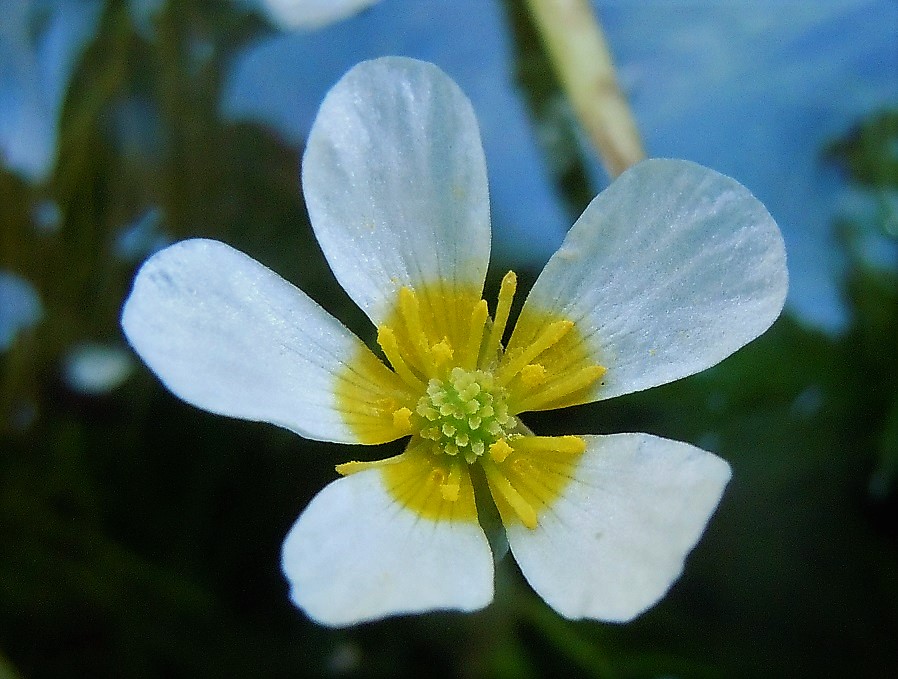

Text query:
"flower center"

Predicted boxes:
[[335, 274, 607, 528], [415, 367, 514, 464]]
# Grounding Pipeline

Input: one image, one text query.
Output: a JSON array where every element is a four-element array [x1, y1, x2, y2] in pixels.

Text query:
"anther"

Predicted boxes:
[[489, 439, 514, 463], [520, 363, 547, 387], [463, 300, 489, 369], [377, 326, 424, 390], [399, 287, 436, 373], [497, 320, 574, 386], [392, 407, 412, 432], [483, 271, 517, 364], [483, 462, 537, 529], [511, 435, 586, 455], [440, 464, 461, 501], [512, 364, 607, 412], [431, 337, 454, 366]]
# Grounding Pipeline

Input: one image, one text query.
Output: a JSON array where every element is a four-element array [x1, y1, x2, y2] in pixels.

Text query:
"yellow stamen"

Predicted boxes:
[[462, 300, 489, 369], [335, 454, 404, 476], [377, 326, 425, 390], [431, 337, 454, 367], [482, 462, 537, 529], [338, 278, 597, 526], [483, 271, 517, 363], [440, 463, 462, 501], [392, 407, 413, 432], [512, 364, 606, 412], [399, 287, 436, 374], [489, 438, 514, 463], [509, 435, 585, 455], [519, 363, 547, 388], [497, 320, 573, 386]]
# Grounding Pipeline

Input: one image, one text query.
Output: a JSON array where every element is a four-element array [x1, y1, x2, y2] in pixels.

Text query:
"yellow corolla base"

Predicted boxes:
[[334, 273, 606, 530]]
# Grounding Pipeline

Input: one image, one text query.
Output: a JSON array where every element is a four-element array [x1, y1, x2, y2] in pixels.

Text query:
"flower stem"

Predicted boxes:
[[525, 0, 645, 178]]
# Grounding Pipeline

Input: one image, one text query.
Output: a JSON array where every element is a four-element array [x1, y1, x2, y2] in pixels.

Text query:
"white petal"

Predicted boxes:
[[282, 469, 494, 627], [303, 57, 491, 326], [259, 0, 379, 30], [121, 238, 393, 443], [516, 158, 788, 401], [507, 433, 731, 622]]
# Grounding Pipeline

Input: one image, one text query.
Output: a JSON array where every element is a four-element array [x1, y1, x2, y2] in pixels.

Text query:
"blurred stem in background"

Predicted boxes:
[[0, 649, 22, 679], [525, 0, 645, 178]]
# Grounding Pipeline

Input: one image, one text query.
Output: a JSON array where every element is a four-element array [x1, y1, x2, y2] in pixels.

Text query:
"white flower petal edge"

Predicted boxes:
[[122, 238, 376, 443], [507, 433, 731, 622], [260, 0, 379, 30], [282, 469, 494, 627], [518, 158, 788, 402], [303, 57, 492, 326]]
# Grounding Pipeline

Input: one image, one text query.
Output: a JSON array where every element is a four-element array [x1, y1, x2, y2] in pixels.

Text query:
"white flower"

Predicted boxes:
[[121, 57, 788, 627], [257, 0, 380, 30]]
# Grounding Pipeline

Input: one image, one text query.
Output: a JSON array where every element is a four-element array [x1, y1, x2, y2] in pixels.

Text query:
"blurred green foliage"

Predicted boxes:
[[2, 2, 897, 677]]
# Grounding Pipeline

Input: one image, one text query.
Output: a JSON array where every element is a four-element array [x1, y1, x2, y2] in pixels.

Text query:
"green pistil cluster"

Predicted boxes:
[[416, 367, 513, 464]]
